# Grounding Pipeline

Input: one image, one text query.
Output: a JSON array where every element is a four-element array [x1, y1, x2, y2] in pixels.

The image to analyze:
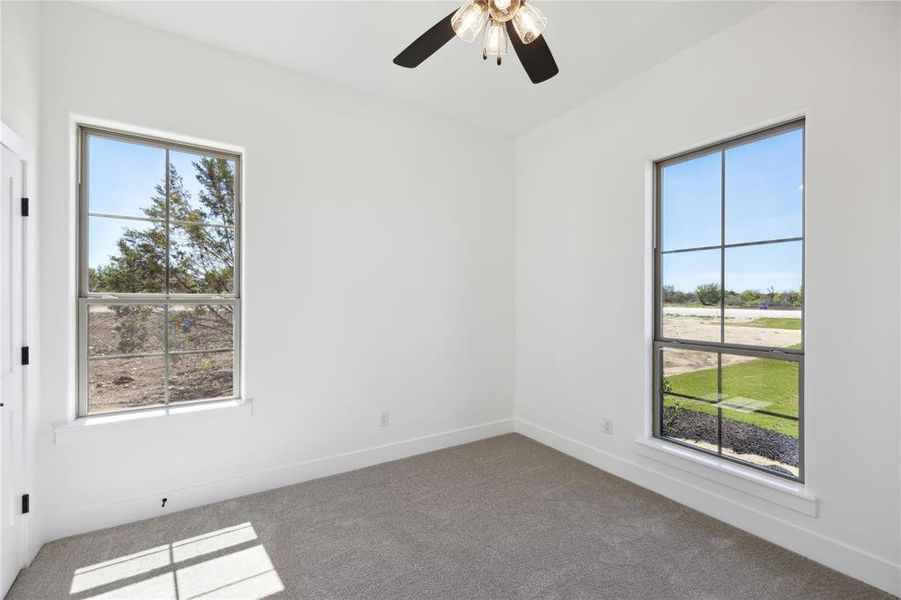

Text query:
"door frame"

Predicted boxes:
[[0, 121, 39, 582]]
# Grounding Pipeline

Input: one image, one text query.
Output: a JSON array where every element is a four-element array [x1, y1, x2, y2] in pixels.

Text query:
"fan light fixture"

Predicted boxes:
[[451, 1, 487, 43], [482, 18, 507, 64], [512, 2, 548, 45], [455, 0, 548, 65], [393, 0, 557, 84], [487, 0, 520, 25]]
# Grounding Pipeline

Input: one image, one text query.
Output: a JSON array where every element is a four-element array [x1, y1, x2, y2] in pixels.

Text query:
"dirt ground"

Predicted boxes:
[[87, 306, 234, 413], [662, 315, 800, 375]]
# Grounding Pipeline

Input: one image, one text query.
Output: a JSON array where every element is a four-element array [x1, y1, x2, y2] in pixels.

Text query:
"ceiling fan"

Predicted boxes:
[[393, 0, 558, 84]]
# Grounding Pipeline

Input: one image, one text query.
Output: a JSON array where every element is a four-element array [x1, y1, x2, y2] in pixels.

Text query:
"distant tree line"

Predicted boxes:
[[662, 284, 802, 308]]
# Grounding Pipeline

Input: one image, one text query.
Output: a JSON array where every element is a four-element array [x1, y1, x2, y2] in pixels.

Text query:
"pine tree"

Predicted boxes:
[[91, 159, 236, 354]]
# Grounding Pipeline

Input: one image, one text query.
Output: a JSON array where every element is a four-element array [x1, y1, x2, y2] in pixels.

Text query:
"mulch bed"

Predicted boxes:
[[662, 406, 798, 472]]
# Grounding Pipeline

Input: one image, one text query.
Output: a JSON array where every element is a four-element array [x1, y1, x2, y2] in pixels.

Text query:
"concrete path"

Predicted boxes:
[[664, 306, 802, 319]]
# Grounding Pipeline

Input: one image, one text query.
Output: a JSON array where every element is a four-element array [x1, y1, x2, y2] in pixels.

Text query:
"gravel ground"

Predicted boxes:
[[662, 406, 798, 472]]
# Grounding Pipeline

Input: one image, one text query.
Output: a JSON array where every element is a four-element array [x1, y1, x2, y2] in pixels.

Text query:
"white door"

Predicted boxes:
[[0, 144, 26, 597]]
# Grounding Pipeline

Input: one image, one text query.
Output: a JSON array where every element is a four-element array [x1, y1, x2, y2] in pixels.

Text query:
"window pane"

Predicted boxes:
[[661, 346, 716, 445], [661, 348, 719, 452], [661, 151, 721, 251], [661, 249, 721, 342], [169, 223, 235, 294], [662, 348, 718, 399], [723, 241, 802, 347], [662, 395, 720, 455], [169, 151, 236, 226], [725, 128, 803, 244], [87, 135, 166, 219], [169, 352, 234, 403], [88, 304, 165, 357], [720, 355, 799, 477], [89, 216, 166, 294], [168, 304, 234, 352], [89, 356, 165, 413]]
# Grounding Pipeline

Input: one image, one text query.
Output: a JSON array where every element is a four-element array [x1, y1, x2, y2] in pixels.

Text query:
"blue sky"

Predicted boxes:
[[87, 135, 232, 269], [661, 129, 803, 292]]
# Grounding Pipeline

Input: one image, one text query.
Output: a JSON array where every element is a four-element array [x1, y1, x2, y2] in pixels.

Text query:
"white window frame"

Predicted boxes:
[[77, 125, 242, 417]]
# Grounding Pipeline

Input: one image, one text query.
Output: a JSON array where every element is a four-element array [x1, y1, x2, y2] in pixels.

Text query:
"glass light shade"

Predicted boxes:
[[512, 2, 547, 44], [452, 1, 488, 43], [482, 19, 507, 58], [488, 0, 521, 23]]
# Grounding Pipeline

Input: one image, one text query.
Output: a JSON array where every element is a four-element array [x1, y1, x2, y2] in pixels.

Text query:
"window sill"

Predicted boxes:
[[54, 398, 253, 446], [634, 437, 817, 516]]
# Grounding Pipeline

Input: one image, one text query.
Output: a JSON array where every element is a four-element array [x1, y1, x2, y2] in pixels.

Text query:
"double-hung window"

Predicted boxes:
[[653, 120, 804, 480], [78, 127, 241, 416]]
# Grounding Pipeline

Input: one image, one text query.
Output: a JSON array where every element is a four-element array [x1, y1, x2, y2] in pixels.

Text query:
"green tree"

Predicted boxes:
[[91, 158, 236, 352], [695, 283, 721, 306], [662, 284, 687, 304], [740, 289, 760, 307], [781, 289, 800, 307]]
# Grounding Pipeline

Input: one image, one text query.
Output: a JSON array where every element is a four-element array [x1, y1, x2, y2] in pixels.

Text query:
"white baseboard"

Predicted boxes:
[[514, 418, 901, 598], [40, 418, 514, 543]]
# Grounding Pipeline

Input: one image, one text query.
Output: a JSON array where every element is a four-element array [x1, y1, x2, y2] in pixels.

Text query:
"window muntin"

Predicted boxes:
[[654, 121, 804, 481], [79, 127, 241, 416]]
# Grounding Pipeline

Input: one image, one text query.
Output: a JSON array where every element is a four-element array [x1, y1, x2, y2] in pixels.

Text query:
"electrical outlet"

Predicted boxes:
[[379, 410, 390, 428], [602, 418, 613, 435]]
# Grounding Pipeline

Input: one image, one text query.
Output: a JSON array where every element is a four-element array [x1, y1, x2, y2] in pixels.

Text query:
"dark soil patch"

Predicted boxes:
[[662, 406, 798, 471]]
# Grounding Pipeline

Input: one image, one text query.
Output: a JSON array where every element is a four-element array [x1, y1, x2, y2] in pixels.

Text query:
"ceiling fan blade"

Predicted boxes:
[[394, 10, 458, 68], [505, 21, 558, 84]]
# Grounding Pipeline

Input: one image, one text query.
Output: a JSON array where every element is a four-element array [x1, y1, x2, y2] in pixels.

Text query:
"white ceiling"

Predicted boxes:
[[77, 1, 769, 136]]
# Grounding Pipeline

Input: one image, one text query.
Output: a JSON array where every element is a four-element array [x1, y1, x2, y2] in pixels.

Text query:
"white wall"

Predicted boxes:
[[37, 1, 515, 539], [2, 1, 40, 145], [27, 0, 901, 595], [1, 0, 43, 563], [515, 1, 901, 595]]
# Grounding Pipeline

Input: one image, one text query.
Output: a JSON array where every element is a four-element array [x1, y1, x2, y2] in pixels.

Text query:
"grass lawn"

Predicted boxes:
[[664, 357, 799, 438], [733, 317, 801, 330]]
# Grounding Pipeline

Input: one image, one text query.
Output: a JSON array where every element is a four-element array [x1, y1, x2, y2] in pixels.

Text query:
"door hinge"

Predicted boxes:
[[21, 197, 29, 217], [21, 494, 30, 514], [21, 346, 29, 366]]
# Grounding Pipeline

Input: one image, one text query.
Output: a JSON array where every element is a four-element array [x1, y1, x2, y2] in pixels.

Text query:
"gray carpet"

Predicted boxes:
[[8, 434, 894, 599]]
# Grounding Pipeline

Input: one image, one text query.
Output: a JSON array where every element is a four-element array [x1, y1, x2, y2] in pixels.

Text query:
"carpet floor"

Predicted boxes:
[[7, 433, 894, 599]]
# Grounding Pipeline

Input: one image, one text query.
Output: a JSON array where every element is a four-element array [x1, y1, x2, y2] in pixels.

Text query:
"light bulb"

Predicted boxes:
[[452, 1, 488, 43], [482, 19, 507, 64], [488, 0, 520, 23], [512, 1, 547, 44]]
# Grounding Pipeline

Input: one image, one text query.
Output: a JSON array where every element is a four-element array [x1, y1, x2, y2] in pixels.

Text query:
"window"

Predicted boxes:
[[78, 127, 241, 416], [653, 120, 804, 481]]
